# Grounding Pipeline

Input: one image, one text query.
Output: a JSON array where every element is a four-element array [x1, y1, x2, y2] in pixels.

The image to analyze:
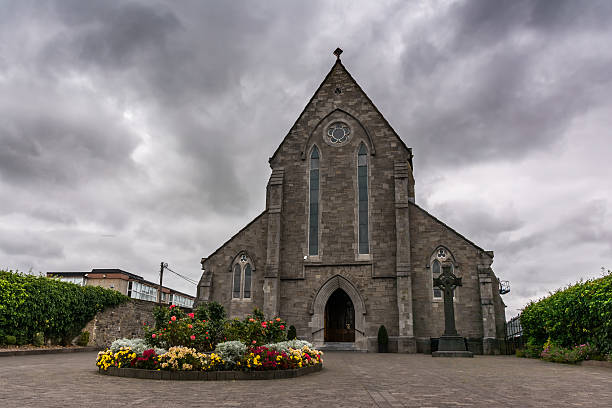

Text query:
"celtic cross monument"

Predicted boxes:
[[432, 266, 473, 357]]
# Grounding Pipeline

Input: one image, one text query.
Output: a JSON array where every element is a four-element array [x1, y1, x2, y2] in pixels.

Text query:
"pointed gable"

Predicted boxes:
[[269, 55, 412, 168]]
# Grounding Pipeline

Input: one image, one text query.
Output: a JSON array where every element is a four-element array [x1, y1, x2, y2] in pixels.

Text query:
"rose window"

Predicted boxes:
[[327, 122, 351, 144]]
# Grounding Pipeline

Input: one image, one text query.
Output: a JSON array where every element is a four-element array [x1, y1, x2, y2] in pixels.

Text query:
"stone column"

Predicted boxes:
[[394, 161, 416, 353], [478, 251, 498, 354], [263, 168, 284, 318], [194, 258, 212, 308]]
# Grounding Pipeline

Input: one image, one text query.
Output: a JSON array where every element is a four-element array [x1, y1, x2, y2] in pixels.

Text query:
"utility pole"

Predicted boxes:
[[158, 262, 167, 304]]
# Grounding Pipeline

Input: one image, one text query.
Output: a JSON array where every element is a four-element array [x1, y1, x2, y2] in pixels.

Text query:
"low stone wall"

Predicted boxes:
[[84, 299, 157, 348], [99, 363, 323, 380]]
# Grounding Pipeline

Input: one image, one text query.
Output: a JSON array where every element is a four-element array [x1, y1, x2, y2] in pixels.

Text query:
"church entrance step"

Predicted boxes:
[[318, 342, 359, 352]]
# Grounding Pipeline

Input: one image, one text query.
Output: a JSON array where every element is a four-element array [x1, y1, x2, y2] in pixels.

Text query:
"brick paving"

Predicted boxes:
[[0, 351, 610, 407]]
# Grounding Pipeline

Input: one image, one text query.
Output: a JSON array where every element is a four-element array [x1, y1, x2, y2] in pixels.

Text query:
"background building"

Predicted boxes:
[[47, 268, 194, 308]]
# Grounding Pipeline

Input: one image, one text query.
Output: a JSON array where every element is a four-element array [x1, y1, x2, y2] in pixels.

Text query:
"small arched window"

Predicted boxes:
[[232, 253, 254, 299], [309, 146, 320, 256], [357, 143, 369, 254], [430, 247, 455, 300], [432, 260, 442, 298]]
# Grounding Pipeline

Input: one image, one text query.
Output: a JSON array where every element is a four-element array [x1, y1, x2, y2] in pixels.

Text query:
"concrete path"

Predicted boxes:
[[0, 351, 610, 407]]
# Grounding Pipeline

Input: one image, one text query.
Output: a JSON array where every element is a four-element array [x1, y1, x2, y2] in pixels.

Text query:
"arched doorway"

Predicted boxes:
[[324, 289, 355, 342]]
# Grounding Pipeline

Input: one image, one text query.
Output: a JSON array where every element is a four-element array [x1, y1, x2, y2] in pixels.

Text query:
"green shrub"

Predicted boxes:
[[146, 306, 215, 352], [0, 270, 128, 345], [520, 271, 612, 354], [77, 331, 90, 346], [5, 335, 17, 345], [33, 332, 44, 347], [378, 325, 389, 346], [225, 308, 286, 346], [215, 340, 247, 365], [287, 325, 297, 340]]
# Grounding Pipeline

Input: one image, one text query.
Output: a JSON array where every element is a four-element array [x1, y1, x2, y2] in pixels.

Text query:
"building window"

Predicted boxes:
[[326, 122, 351, 144], [357, 143, 369, 254], [432, 260, 443, 299], [431, 247, 455, 300], [232, 264, 241, 298], [232, 253, 254, 300], [129, 281, 158, 302], [309, 146, 320, 256], [59, 276, 86, 286]]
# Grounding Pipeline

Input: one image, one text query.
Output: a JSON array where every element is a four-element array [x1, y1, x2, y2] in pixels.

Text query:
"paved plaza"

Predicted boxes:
[[0, 351, 610, 407]]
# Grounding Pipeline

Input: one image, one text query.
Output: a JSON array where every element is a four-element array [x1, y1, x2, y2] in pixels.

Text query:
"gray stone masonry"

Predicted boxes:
[[83, 299, 157, 348], [197, 56, 507, 353]]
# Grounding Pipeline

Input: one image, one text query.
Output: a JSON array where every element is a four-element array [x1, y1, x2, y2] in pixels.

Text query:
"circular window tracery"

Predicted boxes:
[[326, 122, 351, 145]]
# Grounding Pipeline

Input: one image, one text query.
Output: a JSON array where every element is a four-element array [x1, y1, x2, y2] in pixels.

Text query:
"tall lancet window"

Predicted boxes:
[[309, 146, 320, 256], [358, 143, 369, 254], [232, 253, 253, 299]]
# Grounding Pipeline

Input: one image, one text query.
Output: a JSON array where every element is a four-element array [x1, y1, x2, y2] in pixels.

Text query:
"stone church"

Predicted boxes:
[[196, 50, 507, 354]]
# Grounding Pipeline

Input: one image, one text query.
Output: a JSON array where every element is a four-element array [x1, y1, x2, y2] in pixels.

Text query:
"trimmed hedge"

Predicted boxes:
[[0, 270, 128, 345], [520, 272, 612, 354]]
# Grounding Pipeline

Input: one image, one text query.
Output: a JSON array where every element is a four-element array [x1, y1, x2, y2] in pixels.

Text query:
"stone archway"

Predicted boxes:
[[309, 275, 367, 350]]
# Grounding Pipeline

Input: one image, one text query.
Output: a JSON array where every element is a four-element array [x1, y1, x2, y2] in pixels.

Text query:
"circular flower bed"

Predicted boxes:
[[97, 342, 323, 380], [96, 302, 322, 380]]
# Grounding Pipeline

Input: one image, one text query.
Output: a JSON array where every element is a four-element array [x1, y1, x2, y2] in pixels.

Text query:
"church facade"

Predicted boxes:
[[196, 52, 507, 354]]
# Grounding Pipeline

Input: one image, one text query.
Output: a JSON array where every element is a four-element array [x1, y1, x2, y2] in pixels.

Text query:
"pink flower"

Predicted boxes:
[[188, 324, 193, 329], [261, 322, 267, 327], [188, 313, 195, 318], [170, 304, 176, 309], [249, 318, 255, 322], [190, 335, 196, 340], [202, 320, 207, 323], [168, 320, 172, 324], [280, 325, 285, 330], [152, 334, 156, 338], [252, 340, 257, 344], [171, 316, 177, 321]]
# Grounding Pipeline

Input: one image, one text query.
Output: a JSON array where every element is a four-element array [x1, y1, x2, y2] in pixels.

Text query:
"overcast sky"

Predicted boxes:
[[1, 0, 611, 317]]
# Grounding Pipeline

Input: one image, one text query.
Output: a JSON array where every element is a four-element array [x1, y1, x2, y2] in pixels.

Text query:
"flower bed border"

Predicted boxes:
[[98, 363, 322, 380]]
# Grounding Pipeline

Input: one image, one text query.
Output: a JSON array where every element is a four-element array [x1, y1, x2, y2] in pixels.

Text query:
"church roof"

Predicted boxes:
[[269, 53, 411, 164], [409, 201, 494, 259]]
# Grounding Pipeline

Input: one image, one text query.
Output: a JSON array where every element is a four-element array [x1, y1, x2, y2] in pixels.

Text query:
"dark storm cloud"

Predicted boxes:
[[389, 0, 612, 170], [1, 0, 610, 314], [0, 229, 64, 259]]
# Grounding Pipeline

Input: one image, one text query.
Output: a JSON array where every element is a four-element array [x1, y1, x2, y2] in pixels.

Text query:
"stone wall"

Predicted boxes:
[[198, 212, 268, 319], [84, 299, 158, 348]]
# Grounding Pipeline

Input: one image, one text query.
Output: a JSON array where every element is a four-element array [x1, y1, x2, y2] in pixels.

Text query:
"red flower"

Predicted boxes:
[[252, 340, 257, 344], [171, 316, 177, 321], [188, 313, 195, 318], [202, 320, 206, 323], [280, 325, 285, 330], [190, 335, 196, 340], [275, 318, 281, 322], [152, 334, 156, 338], [170, 304, 176, 309]]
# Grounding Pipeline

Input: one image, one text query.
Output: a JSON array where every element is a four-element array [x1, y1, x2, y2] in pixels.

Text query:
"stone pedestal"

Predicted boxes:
[[432, 350, 474, 357], [432, 335, 473, 357]]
